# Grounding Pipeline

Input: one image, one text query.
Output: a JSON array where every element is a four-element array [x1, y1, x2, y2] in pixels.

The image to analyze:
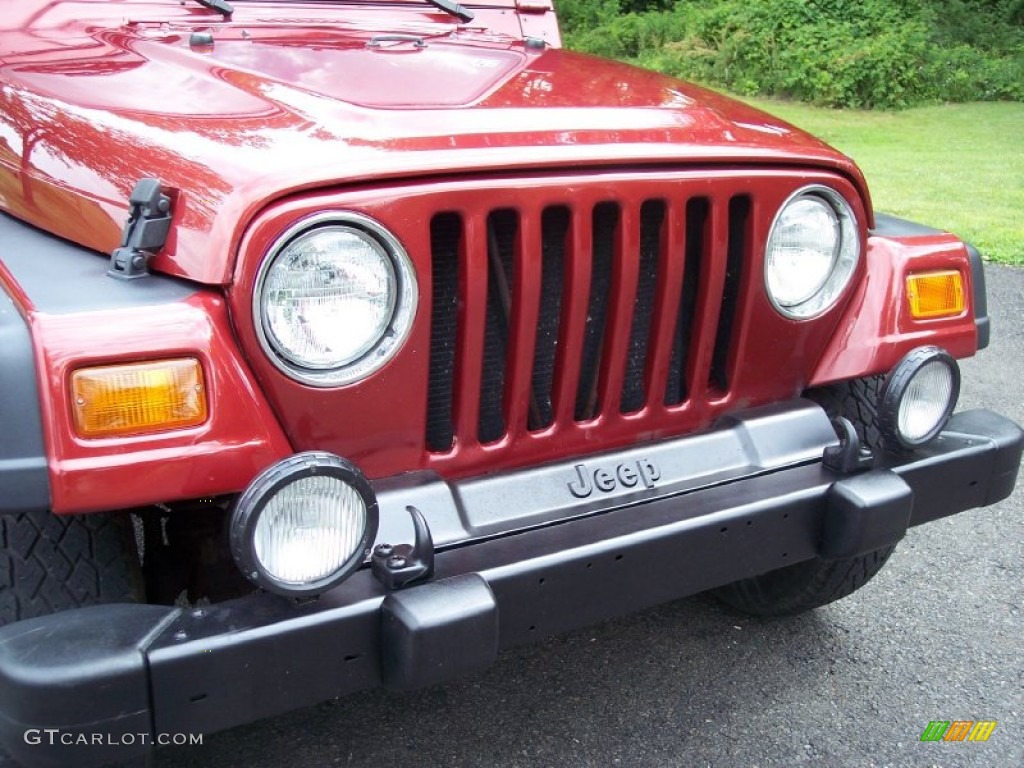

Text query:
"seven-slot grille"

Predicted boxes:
[[425, 186, 752, 454]]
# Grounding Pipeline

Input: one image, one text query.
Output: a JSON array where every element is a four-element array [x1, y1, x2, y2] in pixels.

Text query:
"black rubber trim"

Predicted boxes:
[[0, 211, 196, 314], [0, 409, 1018, 766], [870, 212, 989, 350], [871, 212, 943, 238], [0, 283, 50, 514], [966, 243, 989, 349]]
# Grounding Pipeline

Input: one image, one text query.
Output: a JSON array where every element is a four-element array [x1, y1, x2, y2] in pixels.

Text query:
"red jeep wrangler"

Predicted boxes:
[[0, 1, 1021, 765]]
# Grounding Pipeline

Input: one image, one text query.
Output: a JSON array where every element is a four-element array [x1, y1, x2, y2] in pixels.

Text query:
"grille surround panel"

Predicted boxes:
[[229, 168, 868, 483]]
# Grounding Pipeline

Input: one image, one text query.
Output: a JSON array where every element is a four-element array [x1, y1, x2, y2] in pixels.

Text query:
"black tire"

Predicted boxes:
[[714, 544, 896, 618], [713, 375, 894, 617], [0, 507, 144, 627], [805, 374, 885, 450]]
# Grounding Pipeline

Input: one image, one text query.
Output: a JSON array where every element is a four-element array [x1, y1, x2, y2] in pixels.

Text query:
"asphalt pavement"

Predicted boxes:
[[152, 264, 1024, 768]]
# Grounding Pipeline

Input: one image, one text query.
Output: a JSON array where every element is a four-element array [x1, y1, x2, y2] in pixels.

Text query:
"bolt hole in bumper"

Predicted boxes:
[[0, 402, 1020, 767]]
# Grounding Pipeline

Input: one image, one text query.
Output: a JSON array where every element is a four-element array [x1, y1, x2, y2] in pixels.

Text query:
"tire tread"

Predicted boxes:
[[0, 510, 141, 625]]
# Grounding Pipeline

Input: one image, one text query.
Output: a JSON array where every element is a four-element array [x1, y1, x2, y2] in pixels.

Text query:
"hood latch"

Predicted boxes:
[[108, 178, 172, 280]]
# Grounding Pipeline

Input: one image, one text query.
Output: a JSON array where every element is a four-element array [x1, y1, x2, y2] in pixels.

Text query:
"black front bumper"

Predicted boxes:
[[0, 406, 1020, 767]]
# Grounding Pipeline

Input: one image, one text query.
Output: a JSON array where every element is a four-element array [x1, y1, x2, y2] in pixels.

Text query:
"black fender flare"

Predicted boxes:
[[0, 281, 49, 514]]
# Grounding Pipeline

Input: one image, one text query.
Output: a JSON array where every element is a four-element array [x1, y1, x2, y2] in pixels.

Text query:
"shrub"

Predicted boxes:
[[561, 0, 1024, 109]]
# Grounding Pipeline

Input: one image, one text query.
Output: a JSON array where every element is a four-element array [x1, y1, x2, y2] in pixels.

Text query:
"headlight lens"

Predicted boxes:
[[255, 213, 417, 386], [263, 227, 395, 368], [253, 475, 368, 585], [765, 186, 860, 319], [229, 452, 379, 597]]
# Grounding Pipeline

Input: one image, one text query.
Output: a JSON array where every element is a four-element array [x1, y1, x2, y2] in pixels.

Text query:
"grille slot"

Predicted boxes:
[[529, 207, 570, 431], [425, 213, 462, 452], [664, 198, 708, 406], [575, 202, 618, 421], [710, 196, 751, 394], [478, 210, 518, 444], [425, 187, 752, 454], [620, 200, 665, 414]]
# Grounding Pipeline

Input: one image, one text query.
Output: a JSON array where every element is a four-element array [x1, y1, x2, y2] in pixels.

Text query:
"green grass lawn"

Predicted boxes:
[[739, 99, 1024, 265]]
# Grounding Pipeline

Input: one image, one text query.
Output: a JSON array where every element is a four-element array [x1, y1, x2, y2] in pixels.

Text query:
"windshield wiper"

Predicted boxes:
[[426, 0, 474, 23], [193, 0, 234, 17]]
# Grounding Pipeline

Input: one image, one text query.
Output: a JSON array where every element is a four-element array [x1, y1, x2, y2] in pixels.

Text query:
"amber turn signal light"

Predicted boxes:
[[906, 270, 965, 319], [71, 358, 207, 438]]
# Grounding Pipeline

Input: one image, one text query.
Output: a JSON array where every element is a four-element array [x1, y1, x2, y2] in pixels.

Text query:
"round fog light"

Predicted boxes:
[[879, 346, 960, 451], [229, 452, 378, 597]]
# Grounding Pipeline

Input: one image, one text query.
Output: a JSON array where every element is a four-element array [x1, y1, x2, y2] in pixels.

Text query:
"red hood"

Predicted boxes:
[[0, 0, 868, 284]]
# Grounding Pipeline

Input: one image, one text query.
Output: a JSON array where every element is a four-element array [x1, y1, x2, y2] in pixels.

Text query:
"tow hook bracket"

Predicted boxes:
[[108, 178, 172, 280], [371, 506, 435, 589], [823, 417, 875, 474]]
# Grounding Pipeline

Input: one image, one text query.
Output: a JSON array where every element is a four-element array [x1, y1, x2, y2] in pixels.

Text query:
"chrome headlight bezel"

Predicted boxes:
[[253, 212, 418, 387], [764, 185, 861, 320]]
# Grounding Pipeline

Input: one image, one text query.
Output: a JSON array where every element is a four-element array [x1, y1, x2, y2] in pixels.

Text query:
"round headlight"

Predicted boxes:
[[765, 186, 860, 319], [229, 452, 379, 597], [254, 213, 417, 386], [879, 346, 960, 451]]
